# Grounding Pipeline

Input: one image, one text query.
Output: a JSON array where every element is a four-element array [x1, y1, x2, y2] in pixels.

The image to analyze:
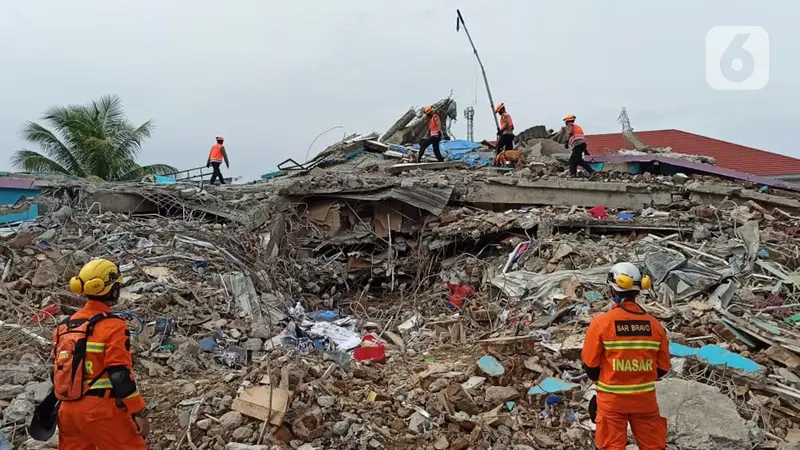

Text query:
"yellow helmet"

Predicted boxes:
[[563, 114, 576, 122], [424, 106, 433, 115], [495, 103, 505, 113], [69, 259, 123, 297]]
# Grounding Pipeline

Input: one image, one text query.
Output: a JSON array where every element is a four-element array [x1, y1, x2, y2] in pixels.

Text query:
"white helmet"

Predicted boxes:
[[608, 262, 651, 292]]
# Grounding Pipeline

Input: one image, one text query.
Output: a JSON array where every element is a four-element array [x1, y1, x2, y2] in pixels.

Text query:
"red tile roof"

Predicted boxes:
[[584, 129, 800, 177]]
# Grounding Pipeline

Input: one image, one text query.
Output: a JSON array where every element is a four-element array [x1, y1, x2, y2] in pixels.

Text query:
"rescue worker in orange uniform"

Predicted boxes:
[[495, 103, 515, 154], [581, 262, 670, 450], [206, 135, 230, 185], [418, 106, 445, 162], [563, 114, 595, 177], [53, 259, 149, 450]]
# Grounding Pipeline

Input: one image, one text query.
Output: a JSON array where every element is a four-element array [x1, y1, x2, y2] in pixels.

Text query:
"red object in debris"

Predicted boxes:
[[446, 282, 475, 309], [587, 205, 608, 219], [354, 333, 386, 363], [32, 304, 60, 324]]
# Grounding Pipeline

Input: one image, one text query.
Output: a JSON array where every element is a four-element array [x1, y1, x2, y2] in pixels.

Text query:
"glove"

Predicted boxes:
[[564, 142, 569, 149], [206, 161, 210, 168], [584, 148, 590, 155], [226, 163, 230, 169], [588, 395, 597, 423]]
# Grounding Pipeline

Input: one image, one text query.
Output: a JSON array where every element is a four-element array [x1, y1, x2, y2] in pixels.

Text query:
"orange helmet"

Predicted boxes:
[[563, 114, 576, 122], [495, 103, 505, 113], [424, 106, 433, 115]]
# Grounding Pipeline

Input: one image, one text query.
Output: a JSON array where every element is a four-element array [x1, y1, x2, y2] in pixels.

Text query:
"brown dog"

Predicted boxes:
[[494, 150, 525, 169]]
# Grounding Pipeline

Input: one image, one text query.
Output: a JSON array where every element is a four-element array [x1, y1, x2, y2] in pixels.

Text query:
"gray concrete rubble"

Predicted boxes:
[[654, 378, 758, 449], [5, 105, 800, 449]]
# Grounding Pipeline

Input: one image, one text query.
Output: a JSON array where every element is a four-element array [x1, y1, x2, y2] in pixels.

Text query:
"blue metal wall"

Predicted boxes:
[[0, 187, 41, 225]]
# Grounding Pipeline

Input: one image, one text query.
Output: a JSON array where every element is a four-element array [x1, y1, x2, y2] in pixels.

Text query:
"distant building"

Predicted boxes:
[[585, 129, 800, 181]]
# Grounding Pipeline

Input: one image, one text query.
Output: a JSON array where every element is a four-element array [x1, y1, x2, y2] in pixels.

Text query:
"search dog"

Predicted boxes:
[[493, 150, 525, 169]]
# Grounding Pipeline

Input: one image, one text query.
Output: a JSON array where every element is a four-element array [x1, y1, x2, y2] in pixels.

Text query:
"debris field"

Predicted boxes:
[[3, 101, 800, 450]]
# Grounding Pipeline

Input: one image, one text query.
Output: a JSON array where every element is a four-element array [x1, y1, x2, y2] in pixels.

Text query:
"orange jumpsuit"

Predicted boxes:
[[581, 301, 670, 450], [54, 301, 147, 450]]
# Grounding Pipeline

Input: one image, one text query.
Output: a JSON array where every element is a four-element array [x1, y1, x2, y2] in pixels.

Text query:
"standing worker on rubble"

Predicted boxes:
[[418, 106, 445, 162], [51, 259, 149, 449], [495, 103, 515, 154], [581, 262, 670, 450], [206, 135, 230, 185], [563, 114, 595, 177]]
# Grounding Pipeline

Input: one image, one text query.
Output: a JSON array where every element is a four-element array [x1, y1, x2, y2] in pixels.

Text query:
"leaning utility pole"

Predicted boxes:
[[456, 9, 499, 130]]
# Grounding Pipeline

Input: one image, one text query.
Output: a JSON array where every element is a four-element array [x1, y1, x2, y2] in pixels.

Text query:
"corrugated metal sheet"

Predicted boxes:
[[589, 154, 800, 192], [0, 178, 35, 189], [318, 186, 454, 215]]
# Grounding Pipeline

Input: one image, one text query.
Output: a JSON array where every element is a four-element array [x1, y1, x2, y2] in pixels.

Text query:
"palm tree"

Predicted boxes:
[[11, 95, 176, 181]]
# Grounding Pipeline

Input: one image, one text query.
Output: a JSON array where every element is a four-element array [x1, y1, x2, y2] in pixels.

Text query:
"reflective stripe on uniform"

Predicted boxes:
[[86, 341, 105, 353], [603, 340, 660, 350], [126, 390, 141, 399], [596, 380, 655, 394], [88, 378, 112, 389]]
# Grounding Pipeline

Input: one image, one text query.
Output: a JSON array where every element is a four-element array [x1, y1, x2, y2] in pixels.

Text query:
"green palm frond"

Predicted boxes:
[[10, 150, 71, 175], [19, 121, 85, 176], [11, 95, 169, 182], [117, 164, 177, 182]]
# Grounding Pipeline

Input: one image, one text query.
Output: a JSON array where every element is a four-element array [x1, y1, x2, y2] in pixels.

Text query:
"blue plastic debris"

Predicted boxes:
[[527, 377, 579, 396], [506, 401, 516, 411], [617, 213, 635, 221], [310, 310, 339, 322], [545, 394, 562, 405], [585, 291, 604, 302], [153, 175, 177, 184], [477, 355, 505, 377], [758, 249, 769, 258], [261, 170, 284, 181], [199, 336, 220, 352], [669, 343, 764, 373], [317, 148, 364, 168]]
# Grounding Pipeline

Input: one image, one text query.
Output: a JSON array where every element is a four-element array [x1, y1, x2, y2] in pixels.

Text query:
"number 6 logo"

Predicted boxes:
[[706, 26, 769, 91]]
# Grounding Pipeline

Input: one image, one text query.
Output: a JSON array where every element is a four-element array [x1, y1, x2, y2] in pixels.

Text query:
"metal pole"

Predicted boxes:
[[456, 9, 499, 130]]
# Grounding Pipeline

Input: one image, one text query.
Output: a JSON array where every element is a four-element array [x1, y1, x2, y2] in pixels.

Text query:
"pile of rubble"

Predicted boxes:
[[3, 104, 800, 450]]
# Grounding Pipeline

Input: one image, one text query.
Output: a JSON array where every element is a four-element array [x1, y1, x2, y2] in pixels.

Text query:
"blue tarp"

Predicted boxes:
[[669, 342, 764, 373], [413, 139, 492, 168]]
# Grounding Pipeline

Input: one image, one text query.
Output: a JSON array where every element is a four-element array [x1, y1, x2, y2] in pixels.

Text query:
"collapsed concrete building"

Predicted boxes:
[[2, 102, 800, 450]]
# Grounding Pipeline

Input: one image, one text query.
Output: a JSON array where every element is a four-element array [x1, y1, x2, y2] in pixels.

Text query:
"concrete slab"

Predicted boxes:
[[462, 181, 673, 209]]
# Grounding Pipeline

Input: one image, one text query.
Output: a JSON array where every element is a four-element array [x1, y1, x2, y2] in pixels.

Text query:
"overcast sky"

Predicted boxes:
[[1, 0, 795, 182]]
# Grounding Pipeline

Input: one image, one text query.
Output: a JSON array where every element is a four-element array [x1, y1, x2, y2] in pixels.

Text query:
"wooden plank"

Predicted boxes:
[[231, 385, 293, 426]]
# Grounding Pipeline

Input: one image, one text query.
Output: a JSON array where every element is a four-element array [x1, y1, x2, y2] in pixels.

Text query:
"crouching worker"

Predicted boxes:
[[50, 259, 149, 449], [581, 262, 670, 450]]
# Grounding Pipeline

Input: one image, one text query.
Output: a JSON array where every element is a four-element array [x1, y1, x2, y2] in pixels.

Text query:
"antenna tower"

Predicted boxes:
[[464, 106, 475, 141]]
